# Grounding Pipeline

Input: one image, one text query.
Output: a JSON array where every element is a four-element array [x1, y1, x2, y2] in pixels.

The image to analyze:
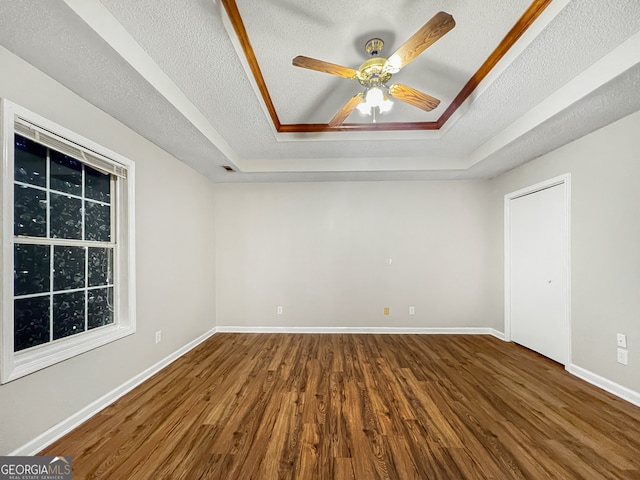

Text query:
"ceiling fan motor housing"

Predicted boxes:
[[358, 38, 392, 88], [357, 57, 392, 87]]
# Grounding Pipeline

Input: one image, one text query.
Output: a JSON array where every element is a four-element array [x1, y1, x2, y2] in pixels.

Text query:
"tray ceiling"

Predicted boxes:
[[225, 0, 549, 132], [0, 0, 639, 182]]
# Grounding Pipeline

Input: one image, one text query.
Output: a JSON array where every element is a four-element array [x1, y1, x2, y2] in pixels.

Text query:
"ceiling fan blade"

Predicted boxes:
[[328, 93, 364, 127], [388, 84, 440, 112], [386, 12, 455, 71], [292, 56, 358, 79]]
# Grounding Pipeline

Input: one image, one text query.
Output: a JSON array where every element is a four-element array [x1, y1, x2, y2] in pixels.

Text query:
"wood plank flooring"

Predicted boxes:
[[41, 334, 640, 479]]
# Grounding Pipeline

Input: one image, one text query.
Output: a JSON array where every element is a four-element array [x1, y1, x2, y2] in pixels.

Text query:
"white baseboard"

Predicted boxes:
[[567, 363, 640, 408], [217, 326, 506, 337], [10, 327, 217, 456], [489, 328, 507, 341]]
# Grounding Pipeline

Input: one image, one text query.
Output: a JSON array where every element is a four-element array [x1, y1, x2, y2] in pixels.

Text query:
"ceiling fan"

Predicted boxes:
[[292, 11, 455, 127]]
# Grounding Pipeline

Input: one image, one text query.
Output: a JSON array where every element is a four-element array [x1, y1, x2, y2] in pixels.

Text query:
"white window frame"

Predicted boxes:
[[0, 99, 136, 383]]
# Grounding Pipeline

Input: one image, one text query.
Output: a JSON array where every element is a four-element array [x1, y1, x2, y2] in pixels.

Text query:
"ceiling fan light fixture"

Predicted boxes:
[[357, 87, 393, 116], [356, 101, 372, 115], [378, 94, 393, 113]]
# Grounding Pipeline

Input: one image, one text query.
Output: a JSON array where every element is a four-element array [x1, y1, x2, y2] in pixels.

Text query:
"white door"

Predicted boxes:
[[508, 181, 568, 364]]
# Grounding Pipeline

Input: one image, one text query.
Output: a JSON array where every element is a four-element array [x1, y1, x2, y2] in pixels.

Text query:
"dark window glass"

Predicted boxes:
[[14, 135, 46, 187], [85, 167, 111, 203], [53, 291, 85, 340], [88, 287, 114, 329], [85, 202, 111, 242], [14, 244, 50, 296], [53, 246, 86, 291], [13, 135, 119, 354], [50, 193, 82, 239], [50, 151, 82, 196], [14, 296, 50, 351], [14, 185, 47, 237], [88, 248, 113, 287]]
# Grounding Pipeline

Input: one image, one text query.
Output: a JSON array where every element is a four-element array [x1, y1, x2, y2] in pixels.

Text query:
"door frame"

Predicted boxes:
[[504, 174, 572, 366]]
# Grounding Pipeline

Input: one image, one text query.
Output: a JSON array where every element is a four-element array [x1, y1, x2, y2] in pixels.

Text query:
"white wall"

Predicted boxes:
[[488, 109, 640, 394], [216, 110, 640, 397], [215, 180, 495, 329], [0, 48, 216, 454]]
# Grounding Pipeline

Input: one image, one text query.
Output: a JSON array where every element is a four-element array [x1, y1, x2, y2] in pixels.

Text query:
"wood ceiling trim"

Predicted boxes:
[[223, 0, 554, 133], [221, 0, 281, 129], [438, 0, 555, 128], [278, 122, 440, 133]]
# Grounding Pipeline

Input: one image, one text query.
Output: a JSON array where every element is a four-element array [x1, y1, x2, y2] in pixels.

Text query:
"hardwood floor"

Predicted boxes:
[[41, 334, 640, 479]]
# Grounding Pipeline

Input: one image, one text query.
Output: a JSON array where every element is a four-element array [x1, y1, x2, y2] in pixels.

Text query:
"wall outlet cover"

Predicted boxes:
[[617, 333, 627, 348], [617, 348, 628, 365]]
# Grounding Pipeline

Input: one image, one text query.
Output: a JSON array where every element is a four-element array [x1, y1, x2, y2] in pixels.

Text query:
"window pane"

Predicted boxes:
[[53, 291, 85, 340], [85, 166, 111, 203], [88, 287, 114, 329], [50, 151, 82, 196], [14, 296, 50, 352], [14, 135, 46, 187], [14, 185, 47, 237], [14, 243, 50, 296], [53, 246, 86, 291], [85, 202, 111, 242], [88, 247, 113, 287], [50, 193, 82, 239]]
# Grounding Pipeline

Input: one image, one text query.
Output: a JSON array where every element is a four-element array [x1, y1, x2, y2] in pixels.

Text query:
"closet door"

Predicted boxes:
[[508, 182, 568, 364]]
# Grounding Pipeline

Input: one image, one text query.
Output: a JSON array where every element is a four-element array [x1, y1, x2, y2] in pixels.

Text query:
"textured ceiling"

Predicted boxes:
[[235, 0, 531, 125], [0, 0, 639, 183]]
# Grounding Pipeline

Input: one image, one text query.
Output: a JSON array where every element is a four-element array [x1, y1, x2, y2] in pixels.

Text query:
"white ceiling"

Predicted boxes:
[[0, 0, 639, 183]]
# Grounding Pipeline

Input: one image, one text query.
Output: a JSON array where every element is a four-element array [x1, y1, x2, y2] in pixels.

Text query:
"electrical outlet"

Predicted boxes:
[[384, 307, 390, 315], [617, 348, 628, 365], [409, 306, 415, 315], [277, 306, 283, 315], [617, 333, 628, 348], [155, 330, 162, 344]]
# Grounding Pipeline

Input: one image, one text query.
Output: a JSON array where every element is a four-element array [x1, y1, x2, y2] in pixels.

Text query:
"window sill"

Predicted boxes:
[[2, 323, 135, 383]]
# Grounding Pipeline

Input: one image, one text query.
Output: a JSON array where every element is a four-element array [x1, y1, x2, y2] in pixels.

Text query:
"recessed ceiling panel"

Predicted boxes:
[[228, 0, 539, 130]]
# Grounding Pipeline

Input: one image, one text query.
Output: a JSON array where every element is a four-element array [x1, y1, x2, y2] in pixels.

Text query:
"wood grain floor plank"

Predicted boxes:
[[333, 457, 356, 480], [40, 333, 640, 479]]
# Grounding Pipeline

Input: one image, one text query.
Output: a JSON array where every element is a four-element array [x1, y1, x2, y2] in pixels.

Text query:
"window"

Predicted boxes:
[[1, 100, 135, 383]]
